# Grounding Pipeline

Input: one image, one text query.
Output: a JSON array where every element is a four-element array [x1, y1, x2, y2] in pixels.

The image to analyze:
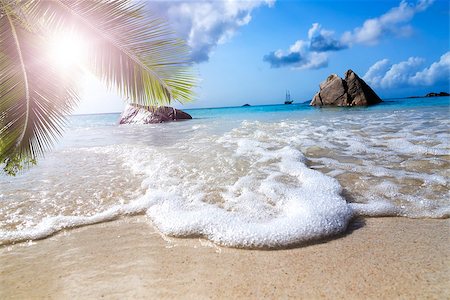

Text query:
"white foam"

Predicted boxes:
[[1, 107, 449, 247], [0, 138, 355, 248], [350, 201, 401, 217], [0, 207, 122, 245], [385, 139, 449, 156], [141, 146, 353, 248]]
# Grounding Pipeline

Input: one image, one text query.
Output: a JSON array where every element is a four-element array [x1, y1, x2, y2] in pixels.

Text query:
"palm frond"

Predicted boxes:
[[1, 0, 195, 175], [0, 2, 79, 175], [26, 0, 196, 106]]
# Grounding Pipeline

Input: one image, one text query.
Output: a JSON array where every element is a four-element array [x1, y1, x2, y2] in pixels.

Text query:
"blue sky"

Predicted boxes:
[[74, 0, 449, 114]]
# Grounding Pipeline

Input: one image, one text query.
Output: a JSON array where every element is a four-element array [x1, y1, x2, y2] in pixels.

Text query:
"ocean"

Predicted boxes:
[[0, 97, 449, 248]]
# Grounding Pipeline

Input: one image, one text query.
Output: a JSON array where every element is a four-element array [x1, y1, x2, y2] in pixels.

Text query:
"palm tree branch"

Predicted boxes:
[[0, 3, 80, 175], [50, 0, 172, 98], [25, 0, 195, 106], [5, 7, 30, 149], [1, 0, 195, 175]]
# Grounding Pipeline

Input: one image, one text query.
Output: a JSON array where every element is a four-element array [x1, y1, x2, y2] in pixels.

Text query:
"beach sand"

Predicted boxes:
[[1, 216, 448, 299]]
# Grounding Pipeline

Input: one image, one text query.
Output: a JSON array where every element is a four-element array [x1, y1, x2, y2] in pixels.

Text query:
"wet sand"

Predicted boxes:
[[0, 217, 449, 299]]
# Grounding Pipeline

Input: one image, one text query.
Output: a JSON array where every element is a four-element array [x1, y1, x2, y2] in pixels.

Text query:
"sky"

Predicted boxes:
[[73, 0, 450, 114]]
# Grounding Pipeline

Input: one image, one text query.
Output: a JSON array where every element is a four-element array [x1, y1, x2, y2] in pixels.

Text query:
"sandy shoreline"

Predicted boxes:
[[1, 216, 449, 299]]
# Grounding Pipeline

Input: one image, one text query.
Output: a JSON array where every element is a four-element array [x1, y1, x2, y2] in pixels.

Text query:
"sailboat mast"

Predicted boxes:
[[284, 90, 293, 104]]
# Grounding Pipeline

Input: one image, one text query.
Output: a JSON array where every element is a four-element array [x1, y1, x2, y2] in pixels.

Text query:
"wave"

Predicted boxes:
[[0, 139, 355, 248], [1, 115, 449, 248]]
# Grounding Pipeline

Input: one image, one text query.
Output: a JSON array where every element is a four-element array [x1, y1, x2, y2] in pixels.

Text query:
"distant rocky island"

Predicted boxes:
[[310, 69, 382, 107], [408, 92, 450, 98]]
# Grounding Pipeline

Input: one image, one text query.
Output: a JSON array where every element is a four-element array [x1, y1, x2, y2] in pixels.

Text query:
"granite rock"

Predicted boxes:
[[119, 104, 192, 124], [310, 70, 382, 106]]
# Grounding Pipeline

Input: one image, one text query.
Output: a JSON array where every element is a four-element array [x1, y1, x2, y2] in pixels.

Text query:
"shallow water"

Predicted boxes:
[[1, 97, 449, 248]]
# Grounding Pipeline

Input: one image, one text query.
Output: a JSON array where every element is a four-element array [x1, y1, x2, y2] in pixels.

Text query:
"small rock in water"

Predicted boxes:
[[119, 104, 192, 124]]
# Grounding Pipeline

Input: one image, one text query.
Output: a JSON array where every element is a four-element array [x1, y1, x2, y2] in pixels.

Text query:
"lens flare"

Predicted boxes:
[[48, 32, 87, 70]]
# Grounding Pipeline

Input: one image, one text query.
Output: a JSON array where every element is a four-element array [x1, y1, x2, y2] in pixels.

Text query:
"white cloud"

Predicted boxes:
[[263, 0, 434, 70], [301, 52, 329, 70], [381, 57, 425, 88], [363, 52, 450, 89], [308, 23, 347, 52], [263, 22, 341, 70], [148, 0, 275, 63], [415, 0, 435, 11], [409, 52, 450, 85], [264, 39, 328, 70], [363, 58, 391, 84], [341, 0, 434, 46]]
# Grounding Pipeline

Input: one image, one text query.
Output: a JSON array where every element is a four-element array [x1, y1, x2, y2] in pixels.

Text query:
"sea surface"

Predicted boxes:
[[1, 97, 449, 248]]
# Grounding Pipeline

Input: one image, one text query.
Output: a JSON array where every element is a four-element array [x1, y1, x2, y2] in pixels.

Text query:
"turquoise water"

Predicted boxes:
[[68, 96, 450, 127], [1, 97, 449, 248], [185, 96, 450, 118]]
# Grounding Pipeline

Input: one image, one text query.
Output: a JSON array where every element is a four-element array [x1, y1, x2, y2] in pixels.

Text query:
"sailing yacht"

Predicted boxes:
[[284, 90, 293, 104]]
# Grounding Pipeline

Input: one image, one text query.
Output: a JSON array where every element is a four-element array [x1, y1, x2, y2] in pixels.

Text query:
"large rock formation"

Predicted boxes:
[[119, 104, 192, 124], [310, 69, 382, 106]]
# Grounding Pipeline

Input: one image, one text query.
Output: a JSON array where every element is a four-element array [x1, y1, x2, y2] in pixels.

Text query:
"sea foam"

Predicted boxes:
[[1, 104, 449, 247], [0, 125, 354, 248], [138, 143, 354, 248]]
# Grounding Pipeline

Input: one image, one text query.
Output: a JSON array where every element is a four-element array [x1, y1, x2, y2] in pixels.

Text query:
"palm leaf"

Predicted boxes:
[[1, 0, 195, 175], [25, 0, 196, 106], [0, 1, 79, 175]]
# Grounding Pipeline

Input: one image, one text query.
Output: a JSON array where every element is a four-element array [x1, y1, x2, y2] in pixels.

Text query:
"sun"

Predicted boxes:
[[48, 31, 87, 70]]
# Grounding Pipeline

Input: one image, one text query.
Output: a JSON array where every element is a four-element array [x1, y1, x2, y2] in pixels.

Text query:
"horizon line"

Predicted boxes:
[[70, 94, 449, 116]]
